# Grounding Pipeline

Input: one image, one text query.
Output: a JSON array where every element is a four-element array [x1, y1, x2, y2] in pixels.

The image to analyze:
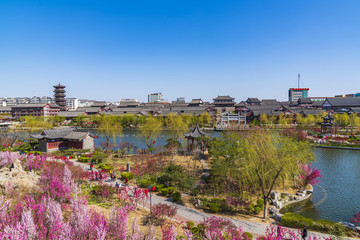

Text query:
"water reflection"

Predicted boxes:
[[285, 148, 360, 222]]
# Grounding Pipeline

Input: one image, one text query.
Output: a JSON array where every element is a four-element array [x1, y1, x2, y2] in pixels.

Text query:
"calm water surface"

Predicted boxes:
[[282, 148, 360, 223], [92, 130, 360, 222]]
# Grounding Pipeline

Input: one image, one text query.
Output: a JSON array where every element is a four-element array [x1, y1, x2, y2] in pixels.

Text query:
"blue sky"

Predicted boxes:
[[1, 0, 359, 102]]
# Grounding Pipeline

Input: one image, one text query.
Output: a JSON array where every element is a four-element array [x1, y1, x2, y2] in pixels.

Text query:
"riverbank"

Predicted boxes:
[[312, 145, 360, 151]]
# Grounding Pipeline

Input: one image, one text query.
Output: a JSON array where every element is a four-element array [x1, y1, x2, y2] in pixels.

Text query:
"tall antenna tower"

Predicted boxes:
[[298, 73, 300, 88]]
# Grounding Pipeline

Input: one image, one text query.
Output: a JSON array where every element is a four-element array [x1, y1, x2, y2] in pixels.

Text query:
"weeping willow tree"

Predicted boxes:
[[208, 130, 314, 219], [240, 131, 314, 219], [140, 116, 162, 152], [97, 115, 122, 150]]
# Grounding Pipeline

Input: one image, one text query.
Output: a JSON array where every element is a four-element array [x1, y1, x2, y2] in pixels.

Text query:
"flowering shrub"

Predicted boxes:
[[40, 163, 78, 202], [350, 210, 360, 228], [298, 164, 322, 189], [151, 203, 178, 224], [0, 151, 19, 168]]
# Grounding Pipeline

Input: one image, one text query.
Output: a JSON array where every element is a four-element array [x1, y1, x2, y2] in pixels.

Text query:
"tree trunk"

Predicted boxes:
[[263, 196, 268, 219]]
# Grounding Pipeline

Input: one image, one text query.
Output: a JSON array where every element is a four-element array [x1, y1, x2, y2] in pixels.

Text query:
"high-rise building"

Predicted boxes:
[[66, 98, 79, 110], [148, 93, 163, 103], [288, 88, 309, 102], [53, 84, 67, 111]]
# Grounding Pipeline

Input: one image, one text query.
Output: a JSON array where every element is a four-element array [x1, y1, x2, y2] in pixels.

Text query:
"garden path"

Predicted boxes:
[[60, 158, 354, 240]]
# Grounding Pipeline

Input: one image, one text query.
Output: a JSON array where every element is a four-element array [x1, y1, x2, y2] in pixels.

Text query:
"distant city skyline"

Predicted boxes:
[[1, 0, 360, 102]]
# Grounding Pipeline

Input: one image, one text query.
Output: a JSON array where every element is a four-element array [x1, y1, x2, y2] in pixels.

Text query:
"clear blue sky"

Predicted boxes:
[[1, 0, 359, 102]]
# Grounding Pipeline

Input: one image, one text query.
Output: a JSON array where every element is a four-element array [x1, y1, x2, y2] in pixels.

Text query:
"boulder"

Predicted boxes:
[[270, 191, 280, 201], [0, 159, 40, 190]]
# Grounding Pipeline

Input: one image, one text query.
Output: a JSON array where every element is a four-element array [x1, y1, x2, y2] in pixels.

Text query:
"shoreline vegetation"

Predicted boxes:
[[1, 114, 360, 238]]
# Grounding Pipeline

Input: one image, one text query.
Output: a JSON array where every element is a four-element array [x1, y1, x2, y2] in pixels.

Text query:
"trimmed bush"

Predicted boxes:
[[282, 213, 314, 229], [160, 188, 169, 196], [167, 187, 175, 194], [209, 202, 220, 213], [155, 184, 164, 192], [77, 157, 90, 162], [313, 219, 346, 236], [253, 206, 261, 215], [140, 179, 153, 188], [242, 232, 253, 239], [121, 172, 134, 180], [172, 192, 181, 202]]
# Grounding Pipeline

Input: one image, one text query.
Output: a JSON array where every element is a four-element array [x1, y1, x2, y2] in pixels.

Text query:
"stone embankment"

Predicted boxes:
[[269, 186, 313, 221]]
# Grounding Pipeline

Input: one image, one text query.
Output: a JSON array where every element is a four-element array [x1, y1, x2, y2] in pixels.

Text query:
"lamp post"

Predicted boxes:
[[148, 185, 156, 213]]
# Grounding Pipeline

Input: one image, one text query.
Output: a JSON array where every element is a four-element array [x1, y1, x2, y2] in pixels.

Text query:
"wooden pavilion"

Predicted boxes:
[[184, 123, 208, 152], [320, 113, 335, 134]]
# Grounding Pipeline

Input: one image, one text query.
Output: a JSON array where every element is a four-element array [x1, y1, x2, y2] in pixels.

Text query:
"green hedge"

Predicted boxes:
[[155, 184, 164, 192], [160, 188, 169, 196], [78, 157, 90, 162], [121, 172, 134, 180], [282, 213, 346, 236]]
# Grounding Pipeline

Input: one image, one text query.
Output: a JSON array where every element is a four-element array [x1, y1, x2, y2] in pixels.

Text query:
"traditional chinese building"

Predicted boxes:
[[53, 84, 67, 111], [184, 123, 208, 152], [320, 113, 335, 134], [213, 96, 236, 113], [11, 103, 60, 118], [31, 128, 96, 152]]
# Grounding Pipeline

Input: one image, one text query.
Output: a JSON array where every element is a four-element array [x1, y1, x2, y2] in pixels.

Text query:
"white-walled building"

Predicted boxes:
[[66, 98, 79, 110]]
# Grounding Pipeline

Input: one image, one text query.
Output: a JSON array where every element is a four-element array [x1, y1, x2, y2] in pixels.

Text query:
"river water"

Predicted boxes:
[[91, 130, 360, 223], [281, 148, 360, 223]]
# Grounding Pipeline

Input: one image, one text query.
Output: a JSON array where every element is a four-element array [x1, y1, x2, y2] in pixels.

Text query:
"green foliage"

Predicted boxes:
[[158, 163, 196, 191], [98, 164, 113, 171], [253, 206, 261, 215], [77, 156, 90, 162], [167, 187, 175, 194], [209, 202, 220, 213], [172, 192, 181, 202], [121, 172, 134, 180], [140, 179, 154, 188], [282, 213, 346, 236], [91, 151, 107, 164], [190, 188, 199, 196], [242, 232, 253, 240], [155, 184, 164, 192], [186, 221, 195, 229], [160, 188, 169, 196], [256, 199, 264, 209], [282, 213, 314, 229]]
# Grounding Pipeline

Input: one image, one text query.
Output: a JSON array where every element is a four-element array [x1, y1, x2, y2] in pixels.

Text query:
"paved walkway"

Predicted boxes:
[[62, 158, 354, 240]]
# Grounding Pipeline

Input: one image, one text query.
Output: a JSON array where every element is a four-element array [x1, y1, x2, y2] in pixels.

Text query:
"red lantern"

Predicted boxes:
[[151, 186, 156, 192], [145, 189, 149, 194]]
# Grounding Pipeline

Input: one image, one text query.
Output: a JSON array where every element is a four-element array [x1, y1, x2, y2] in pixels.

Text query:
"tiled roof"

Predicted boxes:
[[324, 97, 360, 107], [213, 95, 235, 101], [31, 127, 94, 140], [12, 103, 60, 108], [184, 123, 207, 138], [261, 99, 279, 106], [246, 98, 261, 103]]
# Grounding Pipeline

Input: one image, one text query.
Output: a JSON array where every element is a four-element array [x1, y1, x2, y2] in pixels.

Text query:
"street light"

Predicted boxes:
[[148, 185, 156, 213]]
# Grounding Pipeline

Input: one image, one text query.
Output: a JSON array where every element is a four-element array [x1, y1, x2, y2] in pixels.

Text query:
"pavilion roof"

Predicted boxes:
[[184, 123, 207, 138]]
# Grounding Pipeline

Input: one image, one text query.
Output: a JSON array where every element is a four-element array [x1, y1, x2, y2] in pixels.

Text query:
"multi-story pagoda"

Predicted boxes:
[[53, 84, 67, 111]]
